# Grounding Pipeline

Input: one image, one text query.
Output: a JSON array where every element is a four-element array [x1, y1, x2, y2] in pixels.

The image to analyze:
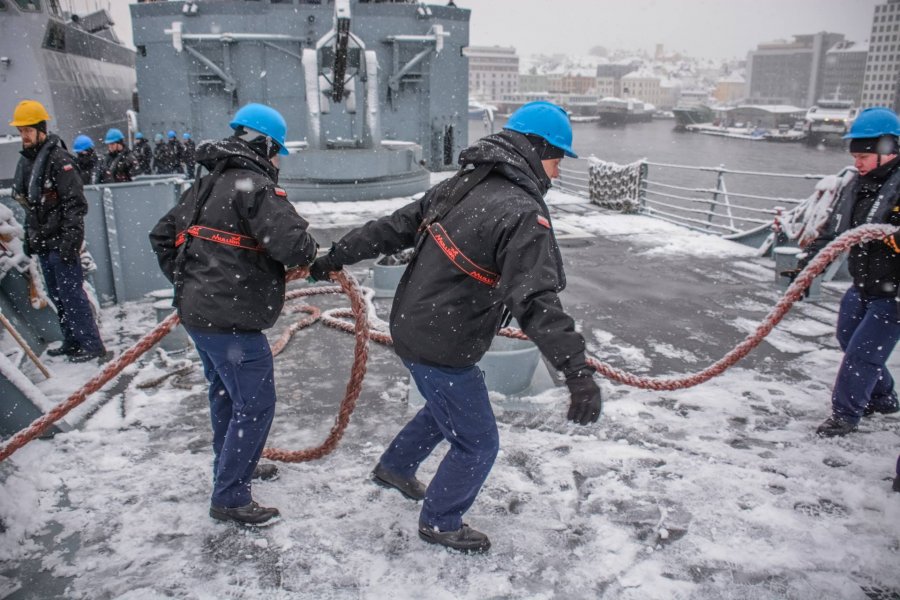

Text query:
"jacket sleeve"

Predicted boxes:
[[329, 193, 429, 266], [496, 210, 591, 380], [52, 152, 88, 259], [240, 185, 318, 268], [148, 189, 189, 283]]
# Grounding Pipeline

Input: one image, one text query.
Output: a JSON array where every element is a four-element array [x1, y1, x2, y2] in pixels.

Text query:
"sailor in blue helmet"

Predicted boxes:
[[791, 107, 900, 436], [167, 128, 186, 174], [72, 134, 100, 185], [132, 131, 153, 175], [153, 132, 178, 174], [181, 131, 196, 177], [150, 103, 317, 526], [98, 128, 139, 184], [308, 101, 602, 552]]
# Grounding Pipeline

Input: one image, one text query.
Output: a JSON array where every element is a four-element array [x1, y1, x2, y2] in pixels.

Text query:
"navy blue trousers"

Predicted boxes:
[[185, 327, 276, 508], [832, 286, 900, 423], [379, 360, 500, 532], [38, 250, 104, 353]]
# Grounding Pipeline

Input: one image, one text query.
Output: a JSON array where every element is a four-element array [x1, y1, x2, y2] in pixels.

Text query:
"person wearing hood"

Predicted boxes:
[[791, 107, 900, 437], [149, 103, 318, 527], [308, 101, 602, 553], [8, 100, 106, 362], [133, 132, 153, 175], [72, 134, 100, 185], [98, 128, 140, 184], [153, 132, 179, 174]]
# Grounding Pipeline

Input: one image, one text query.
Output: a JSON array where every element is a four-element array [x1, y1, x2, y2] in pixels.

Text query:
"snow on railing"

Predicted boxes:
[[555, 157, 831, 246]]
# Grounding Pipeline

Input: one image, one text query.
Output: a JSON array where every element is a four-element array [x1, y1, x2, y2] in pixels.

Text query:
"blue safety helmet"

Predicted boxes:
[[504, 101, 577, 159], [229, 102, 289, 155], [844, 107, 900, 139], [103, 128, 125, 144], [73, 134, 94, 153], [135, 132, 144, 140], [167, 130, 177, 139], [154, 133, 164, 142], [182, 132, 191, 140]]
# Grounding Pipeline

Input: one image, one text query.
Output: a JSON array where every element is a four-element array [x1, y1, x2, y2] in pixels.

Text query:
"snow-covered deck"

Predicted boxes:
[[1, 188, 899, 599]]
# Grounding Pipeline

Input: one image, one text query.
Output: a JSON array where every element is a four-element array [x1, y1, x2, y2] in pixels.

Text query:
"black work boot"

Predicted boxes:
[[210, 501, 280, 526], [815, 415, 858, 437], [252, 463, 279, 481], [863, 392, 900, 417], [68, 347, 109, 363], [418, 521, 491, 554], [372, 462, 426, 501], [47, 343, 78, 357]]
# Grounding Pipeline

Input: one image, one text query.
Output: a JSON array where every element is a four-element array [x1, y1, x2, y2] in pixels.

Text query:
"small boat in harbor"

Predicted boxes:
[[805, 98, 858, 146], [685, 104, 807, 142], [597, 97, 653, 126]]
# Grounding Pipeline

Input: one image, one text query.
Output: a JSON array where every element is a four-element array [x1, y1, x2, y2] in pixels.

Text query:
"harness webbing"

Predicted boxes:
[[426, 223, 498, 286], [175, 225, 262, 252]]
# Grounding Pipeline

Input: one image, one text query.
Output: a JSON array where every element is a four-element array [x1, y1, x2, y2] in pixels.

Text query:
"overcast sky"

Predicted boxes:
[[453, 0, 879, 60], [93, 0, 879, 61]]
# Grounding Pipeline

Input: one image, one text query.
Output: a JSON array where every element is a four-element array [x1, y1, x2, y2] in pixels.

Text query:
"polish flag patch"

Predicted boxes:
[[62, 164, 74, 172], [536, 215, 551, 229], [273, 187, 288, 198]]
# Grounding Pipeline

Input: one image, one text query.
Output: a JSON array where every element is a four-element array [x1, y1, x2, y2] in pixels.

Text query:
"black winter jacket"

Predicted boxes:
[[98, 148, 140, 184], [148, 138, 318, 331], [328, 130, 591, 378], [153, 142, 179, 174], [133, 140, 153, 175], [804, 157, 900, 297], [12, 135, 86, 258], [75, 149, 100, 185]]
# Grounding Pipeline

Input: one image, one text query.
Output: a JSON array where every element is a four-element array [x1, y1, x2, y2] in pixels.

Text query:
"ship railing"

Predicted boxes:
[[556, 157, 828, 248]]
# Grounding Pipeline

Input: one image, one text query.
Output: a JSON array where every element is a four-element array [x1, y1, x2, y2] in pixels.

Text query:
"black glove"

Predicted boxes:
[[565, 375, 602, 425], [308, 251, 343, 282], [779, 268, 810, 298]]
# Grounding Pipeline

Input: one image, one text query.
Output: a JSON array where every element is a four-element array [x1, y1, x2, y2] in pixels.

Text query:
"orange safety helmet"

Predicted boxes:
[[9, 100, 52, 127]]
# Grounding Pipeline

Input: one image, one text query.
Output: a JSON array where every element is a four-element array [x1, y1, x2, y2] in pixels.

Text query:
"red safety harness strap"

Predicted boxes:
[[426, 223, 499, 286], [175, 225, 262, 252]]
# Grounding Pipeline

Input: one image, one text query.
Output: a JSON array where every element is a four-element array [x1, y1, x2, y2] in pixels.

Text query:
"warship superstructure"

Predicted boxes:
[[0, 2, 137, 185], [129, 0, 471, 200]]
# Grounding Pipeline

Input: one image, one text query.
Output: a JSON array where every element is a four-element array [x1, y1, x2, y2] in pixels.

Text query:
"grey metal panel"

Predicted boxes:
[[129, 1, 470, 171], [0, 379, 68, 438], [100, 180, 181, 302], [0, 268, 63, 352], [82, 185, 116, 305]]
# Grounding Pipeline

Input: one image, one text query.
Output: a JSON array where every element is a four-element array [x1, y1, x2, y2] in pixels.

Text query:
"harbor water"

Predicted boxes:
[[471, 118, 852, 204]]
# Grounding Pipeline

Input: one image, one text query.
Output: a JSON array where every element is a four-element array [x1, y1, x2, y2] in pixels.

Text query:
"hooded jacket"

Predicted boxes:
[[328, 130, 590, 378], [804, 156, 900, 297], [148, 137, 318, 331], [12, 134, 86, 258]]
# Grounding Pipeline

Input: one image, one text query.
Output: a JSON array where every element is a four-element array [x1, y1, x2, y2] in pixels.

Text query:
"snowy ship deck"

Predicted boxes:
[[1, 189, 899, 600]]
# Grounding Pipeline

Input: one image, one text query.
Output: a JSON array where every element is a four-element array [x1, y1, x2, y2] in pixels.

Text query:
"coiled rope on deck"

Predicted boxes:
[[0, 269, 370, 464]]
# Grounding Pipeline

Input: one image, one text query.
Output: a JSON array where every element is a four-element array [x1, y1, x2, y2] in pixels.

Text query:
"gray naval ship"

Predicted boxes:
[[0, 1, 137, 186], [129, 0, 470, 200]]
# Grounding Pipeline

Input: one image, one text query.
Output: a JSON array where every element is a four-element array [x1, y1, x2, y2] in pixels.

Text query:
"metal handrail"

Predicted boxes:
[[552, 156, 828, 246]]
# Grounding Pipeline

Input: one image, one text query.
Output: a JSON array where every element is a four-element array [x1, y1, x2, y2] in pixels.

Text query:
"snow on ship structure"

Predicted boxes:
[[130, 0, 471, 201]]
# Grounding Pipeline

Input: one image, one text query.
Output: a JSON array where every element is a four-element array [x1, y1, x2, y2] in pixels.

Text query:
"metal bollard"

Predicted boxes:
[[773, 246, 821, 300], [147, 289, 192, 352]]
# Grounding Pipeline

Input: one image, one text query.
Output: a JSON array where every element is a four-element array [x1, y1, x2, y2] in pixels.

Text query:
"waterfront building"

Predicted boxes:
[[519, 73, 549, 94], [621, 70, 663, 108], [861, 0, 900, 110], [822, 41, 867, 105], [746, 32, 846, 108], [595, 62, 639, 100], [714, 73, 747, 105], [465, 45, 519, 102]]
